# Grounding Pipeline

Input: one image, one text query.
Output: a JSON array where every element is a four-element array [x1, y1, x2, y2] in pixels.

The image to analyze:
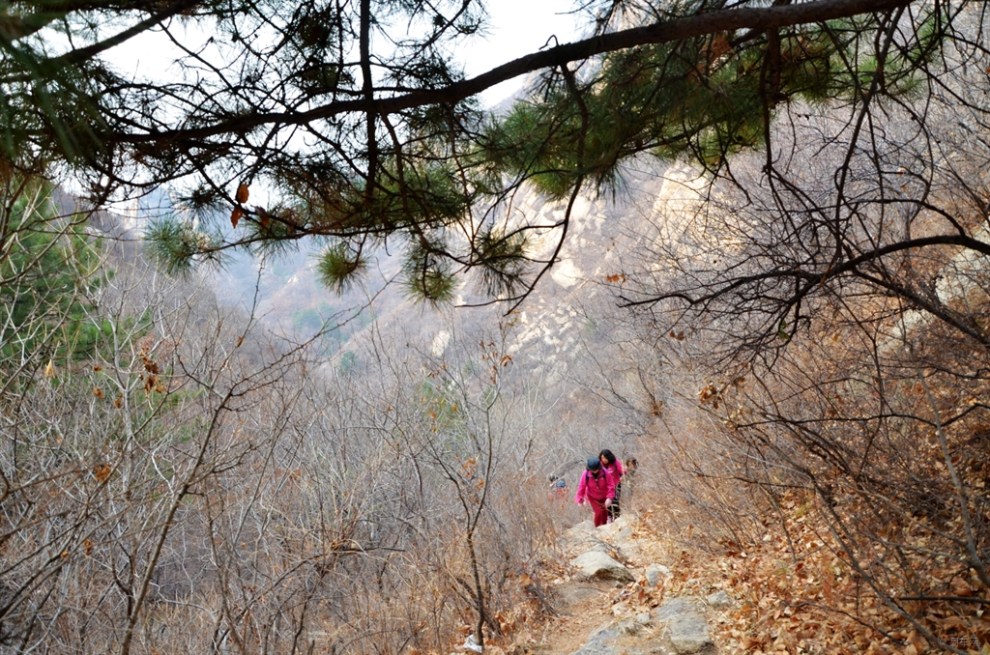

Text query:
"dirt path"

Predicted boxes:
[[531, 579, 617, 655], [516, 513, 665, 655]]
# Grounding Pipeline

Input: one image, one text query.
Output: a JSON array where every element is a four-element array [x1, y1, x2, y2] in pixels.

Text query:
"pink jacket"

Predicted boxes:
[[574, 468, 616, 504], [603, 459, 624, 483]]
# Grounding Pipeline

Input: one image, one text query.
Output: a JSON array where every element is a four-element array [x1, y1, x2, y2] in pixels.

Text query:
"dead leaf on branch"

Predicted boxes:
[[92, 464, 112, 483]]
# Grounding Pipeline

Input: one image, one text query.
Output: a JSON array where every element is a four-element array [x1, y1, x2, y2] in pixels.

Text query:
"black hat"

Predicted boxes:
[[586, 457, 601, 471]]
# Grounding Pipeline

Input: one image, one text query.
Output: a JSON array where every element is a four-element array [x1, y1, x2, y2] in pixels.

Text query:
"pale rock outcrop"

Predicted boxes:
[[645, 563, 672, 587], [570, 550, 635, 583], [655, 597, 713, 654]]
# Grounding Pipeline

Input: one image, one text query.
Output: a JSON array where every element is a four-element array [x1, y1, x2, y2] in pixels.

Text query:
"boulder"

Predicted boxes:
[[655, 597, 713, 654], [644, 563, 672, 587], [570, 551, 635, 583]]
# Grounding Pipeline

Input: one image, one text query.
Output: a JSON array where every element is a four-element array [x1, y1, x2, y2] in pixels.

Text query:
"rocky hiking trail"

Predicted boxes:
[[497, 495, 990, 655], [512, 511, 730, 655]]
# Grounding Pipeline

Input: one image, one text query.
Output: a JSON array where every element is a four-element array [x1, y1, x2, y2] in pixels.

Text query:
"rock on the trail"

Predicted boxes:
[[570, 550, 635, 583], [655, 597, 713, 654], [644, 563, 672, 587], [569, 619, 652, 655], [705, 590, 732, 609], [562, 521, 613, 556]]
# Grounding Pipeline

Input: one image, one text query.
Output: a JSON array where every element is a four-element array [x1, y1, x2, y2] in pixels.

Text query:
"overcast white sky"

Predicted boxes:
[[465, 0, 582, 105], [97, 1, 583, 206], [107, 1, 583, 108]]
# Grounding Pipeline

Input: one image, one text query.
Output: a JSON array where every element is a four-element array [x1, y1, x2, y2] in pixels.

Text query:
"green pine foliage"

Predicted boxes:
[[487, 21, 928, 184], [146, 217, 220, 275], [403, 239, 457, 304], [483, 99, 585, 199], [366, 162, 474, 231], [473, 228, 528, 299], [0, 181, 109, 370], [317, 242, 366, 292], [0, 0, 947, 304]]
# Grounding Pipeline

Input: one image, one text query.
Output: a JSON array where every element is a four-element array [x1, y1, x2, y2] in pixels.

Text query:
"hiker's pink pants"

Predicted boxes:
[[589, 498, 608, 527]]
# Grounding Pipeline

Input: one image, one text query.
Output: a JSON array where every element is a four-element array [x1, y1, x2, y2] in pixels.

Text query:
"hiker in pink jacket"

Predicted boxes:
[[599, 449, 624, 523], [574, 457, 616, 527]]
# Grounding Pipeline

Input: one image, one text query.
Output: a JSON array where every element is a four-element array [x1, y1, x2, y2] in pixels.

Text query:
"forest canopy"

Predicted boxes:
[[0, 0, 943, 305]]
